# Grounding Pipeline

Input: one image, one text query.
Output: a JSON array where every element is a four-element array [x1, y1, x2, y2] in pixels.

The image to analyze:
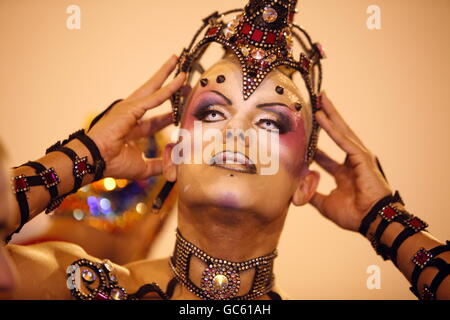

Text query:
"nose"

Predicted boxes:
[[226, 130, 245, 141], [223, 116, 252, 149]]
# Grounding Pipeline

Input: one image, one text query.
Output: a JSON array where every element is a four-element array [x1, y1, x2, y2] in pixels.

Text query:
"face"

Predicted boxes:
[[164, 55, 319, 227]]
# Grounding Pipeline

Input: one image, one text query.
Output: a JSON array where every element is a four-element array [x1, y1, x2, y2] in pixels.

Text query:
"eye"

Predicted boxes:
[[194, 105, 226, 123], [257, 119, 280, 132], [203, 110, 225, 122]]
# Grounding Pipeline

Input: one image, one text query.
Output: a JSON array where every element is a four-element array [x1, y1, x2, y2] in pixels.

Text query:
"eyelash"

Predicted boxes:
[[193, 105, 286, 133], [193, 105, 226, 122]]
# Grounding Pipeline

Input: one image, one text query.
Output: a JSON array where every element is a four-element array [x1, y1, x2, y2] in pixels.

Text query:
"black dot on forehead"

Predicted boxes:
[[200, 78, 208, 87], [216, 75, 226, 83], [275, 85, 284, 95]]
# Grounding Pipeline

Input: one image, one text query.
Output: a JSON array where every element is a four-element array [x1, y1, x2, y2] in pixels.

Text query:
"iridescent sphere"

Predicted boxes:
[[251, 48, 265, 60], [81, 269, 96, 283], [262, 7, 278, 23], [213, 274, 229, 290], [110, 288, 125, 300]]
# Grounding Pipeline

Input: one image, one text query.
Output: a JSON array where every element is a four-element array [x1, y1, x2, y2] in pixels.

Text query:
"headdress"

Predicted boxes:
[[153, 0, 326, 210]]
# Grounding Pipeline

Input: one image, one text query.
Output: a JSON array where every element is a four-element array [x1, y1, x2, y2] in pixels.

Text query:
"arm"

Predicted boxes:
[[0, 55, 187, 298], [4, 55, 186, 241], [367, 206, 450, 299], [309, 92, 449, 300]]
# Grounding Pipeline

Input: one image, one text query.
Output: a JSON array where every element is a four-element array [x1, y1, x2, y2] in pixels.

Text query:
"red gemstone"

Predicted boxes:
[[241, 23, 252, 35], [260, 60, 270, 69], [382, 207, 397, 220], [15, 176, 28, 191], [314, 42, 327, 59], [251, 29, 263, 42], [408, 218, 424, 229], [266, 32, 276, 44], [245, 57, 255, 66], [75, 160, 88, 176], [94, 291, 109, 300], [43, 171, 59, 186], [207, 27, 218, 36], [422, 286, 434, 300], [301, 58, 311, 71], [288, 12, 295, 23], [413, 249, 431, 266]]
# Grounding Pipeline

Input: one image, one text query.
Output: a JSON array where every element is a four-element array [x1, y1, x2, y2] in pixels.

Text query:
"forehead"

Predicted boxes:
[[197, 56, 304, 104]]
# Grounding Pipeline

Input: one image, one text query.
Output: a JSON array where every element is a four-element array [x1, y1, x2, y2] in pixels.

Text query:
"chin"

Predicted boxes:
[[178, 164, 261, 208]]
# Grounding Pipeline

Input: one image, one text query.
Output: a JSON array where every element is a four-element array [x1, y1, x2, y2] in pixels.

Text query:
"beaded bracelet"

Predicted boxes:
[[6, 161, 61, 242], [409, 241, 450, 300], [359, 190, 404, 237], [47, 129, 105, 182], [369, 204, 411, 260], [388, 216, 429, 266]]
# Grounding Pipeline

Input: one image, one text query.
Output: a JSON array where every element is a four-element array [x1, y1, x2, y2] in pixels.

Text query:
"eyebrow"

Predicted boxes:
[[211, 90, 233, 105], [209, 90, 293, 111], [256, 102, 291, 109]]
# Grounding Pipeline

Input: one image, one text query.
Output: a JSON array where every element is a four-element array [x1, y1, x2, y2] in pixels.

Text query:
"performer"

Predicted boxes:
[[0, 0, 449, 300]]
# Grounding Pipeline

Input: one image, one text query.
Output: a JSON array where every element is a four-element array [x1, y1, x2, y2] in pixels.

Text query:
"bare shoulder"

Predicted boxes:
[[7, 241, 96, 299]]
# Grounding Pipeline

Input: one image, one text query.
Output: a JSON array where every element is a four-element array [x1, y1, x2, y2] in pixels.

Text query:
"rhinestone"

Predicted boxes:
[[13, 175, 29, 193], [95, 291, 109, 300], [82, 269, 96, 283], [276, 86, 285, 95], [251, 48, 265, 60], [228, 20, 239, 29], [103, 259, 113, 272], [109, 273, 117, 282], [110, 288, 125, 300], [200, 78, 208, 87], [66, 265, 77, 274], [66, 277, 75, 290], [241, 46, 250, 56], [262, 7, 278, 23], [213, 274, 229, 290], [224, 27, 236, 39]]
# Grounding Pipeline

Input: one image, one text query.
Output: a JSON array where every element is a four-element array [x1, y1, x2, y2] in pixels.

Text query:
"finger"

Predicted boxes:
[[309, 191, 327, 214], [127, 55, 179, 100], [315, 110, 363, 157], [180, 84, 192, 99], [140, 158, 163, 179], [320, 92, 365, 147], [314, 148, 341, 175], [126, 112, 173, 140], [131, 72, 186, 119]]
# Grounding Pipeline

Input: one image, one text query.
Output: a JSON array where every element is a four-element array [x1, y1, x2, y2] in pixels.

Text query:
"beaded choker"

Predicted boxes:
[[169, 229, 278, 300]]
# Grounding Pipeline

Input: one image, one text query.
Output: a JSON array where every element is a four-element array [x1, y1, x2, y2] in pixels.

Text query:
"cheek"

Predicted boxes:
[[279, 116, 307, 175]]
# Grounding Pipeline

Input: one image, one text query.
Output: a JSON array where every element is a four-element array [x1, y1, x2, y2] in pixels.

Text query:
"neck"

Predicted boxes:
[[172, 202, 286, 299]]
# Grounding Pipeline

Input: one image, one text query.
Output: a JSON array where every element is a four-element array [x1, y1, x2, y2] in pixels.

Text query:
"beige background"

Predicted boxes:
[[0, 0, 449, 299]]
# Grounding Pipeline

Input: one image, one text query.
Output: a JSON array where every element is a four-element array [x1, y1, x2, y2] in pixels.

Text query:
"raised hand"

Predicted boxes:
[[309, 92, 393, 232], [87, 55, 186, 180]]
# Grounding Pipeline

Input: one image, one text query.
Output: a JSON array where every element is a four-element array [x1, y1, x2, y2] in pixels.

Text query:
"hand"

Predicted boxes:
[[309, 92, 393, 232], [87, 55, 186, 180]]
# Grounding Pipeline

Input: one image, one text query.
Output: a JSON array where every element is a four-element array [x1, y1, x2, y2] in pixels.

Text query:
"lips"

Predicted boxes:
[[209, 150, 257, 174]]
